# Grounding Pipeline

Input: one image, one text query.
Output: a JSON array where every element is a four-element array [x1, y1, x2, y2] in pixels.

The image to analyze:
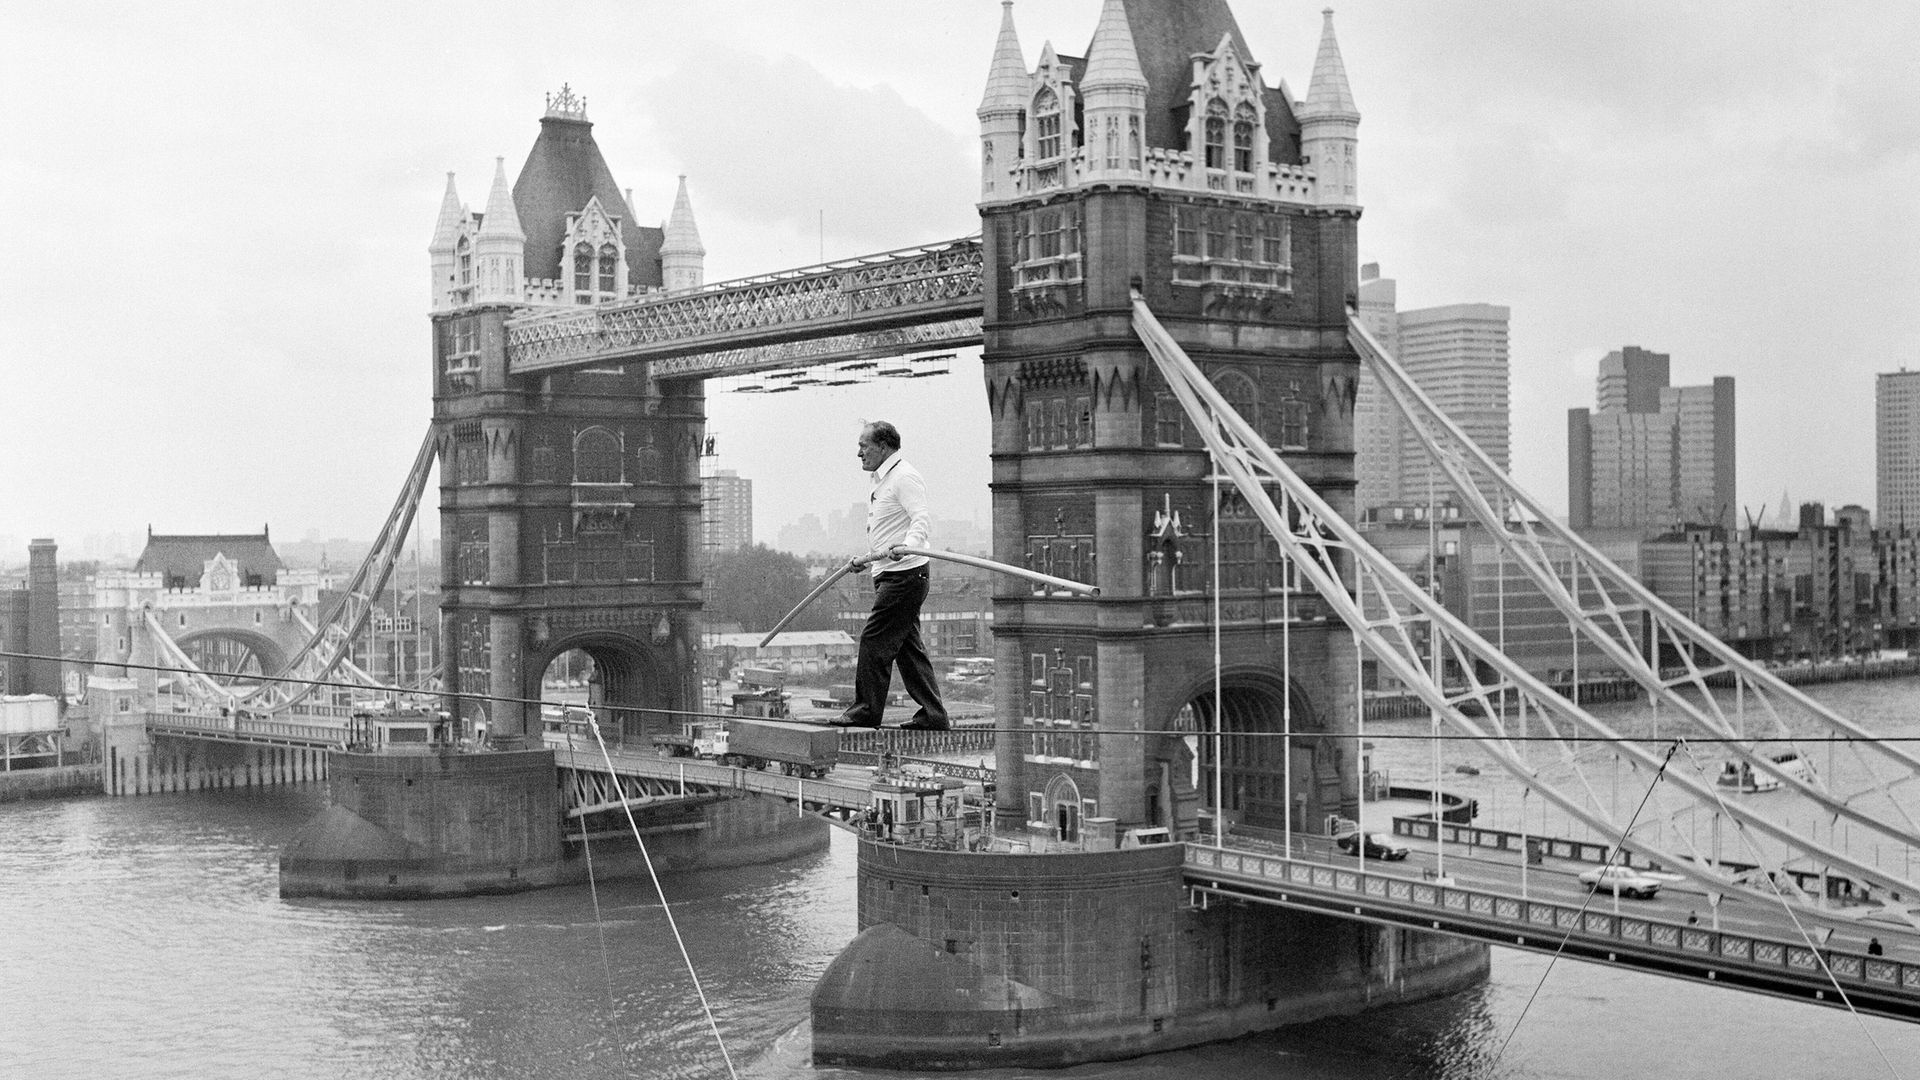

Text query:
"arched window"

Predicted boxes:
[[1128, 116, 1142, 171], [1213, 370, 1259, 429], [1034, 87, 1062, 160], [597, 244, 618, 295], [573, 427, 623, 484], [1204, 99, 1228, 169], [456, 237, 471, 286], [573, 244, 593, 296], [1104, 117, 1120, 170], [1233, 102, 1258, 172]]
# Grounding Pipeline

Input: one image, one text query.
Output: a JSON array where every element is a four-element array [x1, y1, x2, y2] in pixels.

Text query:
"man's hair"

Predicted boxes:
[[864, 420, 902, 451]]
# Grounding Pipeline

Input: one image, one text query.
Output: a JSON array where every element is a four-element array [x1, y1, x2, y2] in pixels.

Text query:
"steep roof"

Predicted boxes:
[[512, 114, 665, 289], [135, 532, 283, 584], [1108, 0, 1301, 164]]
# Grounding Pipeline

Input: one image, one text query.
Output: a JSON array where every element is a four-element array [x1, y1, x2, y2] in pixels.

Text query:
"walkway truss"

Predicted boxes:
[[1131, 293, 1920, 932], [503, 237, 984, 379], [145, 428, 439, 716]]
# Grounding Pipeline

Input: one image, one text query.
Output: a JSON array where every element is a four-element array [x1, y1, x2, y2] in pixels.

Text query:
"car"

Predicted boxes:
[[1336, 831, 1409, 860], [1579, 864, 1662, 899]]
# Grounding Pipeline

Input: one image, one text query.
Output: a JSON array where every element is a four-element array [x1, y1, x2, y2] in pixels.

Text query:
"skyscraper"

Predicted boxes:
[[1353, 264, 1510, 511], [1876, 370, 1920, 527], [1568, 347, 1734, 533], [701, 470, 753, 553]]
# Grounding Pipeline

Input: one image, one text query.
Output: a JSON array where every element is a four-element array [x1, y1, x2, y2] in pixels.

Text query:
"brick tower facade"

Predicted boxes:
[[979, 0, 1365, 839], [431, 89, 709, 740]]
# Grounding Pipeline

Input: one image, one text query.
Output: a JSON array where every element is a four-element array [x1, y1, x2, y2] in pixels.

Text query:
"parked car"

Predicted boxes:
[[1579, 864, 1662, 899], [1336, 831, 1409, 860]]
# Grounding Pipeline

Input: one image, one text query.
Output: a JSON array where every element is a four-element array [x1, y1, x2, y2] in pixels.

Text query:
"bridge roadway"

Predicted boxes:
[[143, 708, 354, 750], [1187, 833, 1920, 1024]]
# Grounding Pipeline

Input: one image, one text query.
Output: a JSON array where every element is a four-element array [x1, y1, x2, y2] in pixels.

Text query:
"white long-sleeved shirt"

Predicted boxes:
[[865, 450, 932, 576]]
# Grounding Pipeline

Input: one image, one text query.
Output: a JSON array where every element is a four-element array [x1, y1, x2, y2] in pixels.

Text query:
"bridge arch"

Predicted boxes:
[[172, 628, 289, 685], [1168, 665, 1331, 834], [533, 629, 679, 739]]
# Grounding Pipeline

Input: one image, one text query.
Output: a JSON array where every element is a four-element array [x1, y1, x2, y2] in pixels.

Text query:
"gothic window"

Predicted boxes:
[[1174, 207, 1200, 258], [573, 244, 593, 299], [1204, 211, 1229, 261], [573, 427, 623, 483], [1071, 396, 1093, 448], [457, 237, 471, 287], [1104, 118, 1120, 170], [1155, 393, 1187, 446], [1280, 380, 1310, 449], [1203, 99, 1228, 169], [982, 137, 995, 191], [1261, 216, 1291, 266], [1050, 399, 1069, 447], [1232, 103, 1258, 172], [1234, 214, 1256, 262], [1036, 209, 1064, 259], [598, 244, 618, 295], [1026, 402, 1046, 449], [1034, 88, 1062, 159], [1214, 370, 1259, 429], [1128, 116, 1142, 170]]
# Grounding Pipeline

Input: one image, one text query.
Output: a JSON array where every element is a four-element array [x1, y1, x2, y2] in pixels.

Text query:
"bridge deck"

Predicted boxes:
[[1187, 839, 1920, 1023]]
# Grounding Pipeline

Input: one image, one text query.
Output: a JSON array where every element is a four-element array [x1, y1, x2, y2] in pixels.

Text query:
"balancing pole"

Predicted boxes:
[[758, 549, 1097, 647]]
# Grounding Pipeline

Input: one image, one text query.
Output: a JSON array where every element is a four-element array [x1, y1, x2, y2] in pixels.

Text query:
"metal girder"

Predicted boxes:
[[505, 237, 984, 376], [1130, 293, 1920, 929], [1349, 314, 1920, 851], [649, 317, 982, 380], [228, 427, 437, 714]]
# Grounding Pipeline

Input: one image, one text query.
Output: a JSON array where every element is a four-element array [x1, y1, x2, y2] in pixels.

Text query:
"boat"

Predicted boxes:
[[1715, 750, 1816, 793]]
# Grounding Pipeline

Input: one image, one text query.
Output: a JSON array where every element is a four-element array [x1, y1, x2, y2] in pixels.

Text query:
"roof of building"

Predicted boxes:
[[1108, 0, 1302, 161], [134, 532, 282, 584], [512, 103, 664, 289]]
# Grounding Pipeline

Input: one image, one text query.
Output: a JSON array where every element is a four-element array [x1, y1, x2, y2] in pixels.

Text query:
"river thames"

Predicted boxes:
[[6, 679, 1920, 1078]]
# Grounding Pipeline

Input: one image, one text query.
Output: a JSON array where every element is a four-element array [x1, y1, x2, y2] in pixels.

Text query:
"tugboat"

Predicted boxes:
[[1715, 750, 1816, 793]]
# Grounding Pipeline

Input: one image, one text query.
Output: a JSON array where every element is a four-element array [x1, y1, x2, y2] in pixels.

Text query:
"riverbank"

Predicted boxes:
[[1365, 655, 1920, 720]]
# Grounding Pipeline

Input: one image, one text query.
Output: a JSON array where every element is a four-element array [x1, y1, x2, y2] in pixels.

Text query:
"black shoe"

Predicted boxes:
[[830, 712, 881, 729], [898, 718, 950, 731]]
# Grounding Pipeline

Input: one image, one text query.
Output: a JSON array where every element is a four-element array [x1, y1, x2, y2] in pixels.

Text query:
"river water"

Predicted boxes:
[[7, 680, 1920, 1079]]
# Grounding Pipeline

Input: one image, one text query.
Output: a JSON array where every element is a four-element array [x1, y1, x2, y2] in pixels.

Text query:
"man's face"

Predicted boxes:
[[857, 429, 888, 472]]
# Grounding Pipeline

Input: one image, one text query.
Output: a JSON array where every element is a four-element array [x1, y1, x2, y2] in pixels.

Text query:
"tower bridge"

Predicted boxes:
[[79, 0, 1920, 1068]]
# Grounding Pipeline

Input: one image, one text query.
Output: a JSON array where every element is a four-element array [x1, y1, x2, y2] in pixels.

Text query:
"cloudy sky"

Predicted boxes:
[[3, 1, 1916, 562]]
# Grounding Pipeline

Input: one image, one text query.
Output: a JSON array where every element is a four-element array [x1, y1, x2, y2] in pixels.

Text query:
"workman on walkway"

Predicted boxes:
[[832, 420, 950, 731]]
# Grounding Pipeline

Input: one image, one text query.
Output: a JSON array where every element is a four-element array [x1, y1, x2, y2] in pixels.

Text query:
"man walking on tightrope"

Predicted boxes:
[[832, 421, 950, 731]]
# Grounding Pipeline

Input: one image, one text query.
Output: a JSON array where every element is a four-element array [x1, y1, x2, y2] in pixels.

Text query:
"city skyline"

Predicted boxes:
[[4, 2, 1915, 552]]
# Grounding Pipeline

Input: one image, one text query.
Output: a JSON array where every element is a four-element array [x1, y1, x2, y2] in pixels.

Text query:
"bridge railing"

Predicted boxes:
[[1185, 845, 1920, 1016]]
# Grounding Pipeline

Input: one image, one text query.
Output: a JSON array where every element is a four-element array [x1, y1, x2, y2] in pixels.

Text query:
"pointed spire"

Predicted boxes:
[[477, 157, 524, 242], [429, 172, 464, 252], [1081, 0, 1146, 91], [1301, 8, 1359, 120], [662, 176, 704, 257], [978, 0, 1028, 116]]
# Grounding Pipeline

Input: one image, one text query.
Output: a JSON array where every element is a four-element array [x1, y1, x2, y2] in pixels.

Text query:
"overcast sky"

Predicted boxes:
[[3, 1, 1916, 562]]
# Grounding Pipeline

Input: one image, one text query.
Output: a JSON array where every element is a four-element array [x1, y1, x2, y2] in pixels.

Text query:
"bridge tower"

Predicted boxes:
[[430, 87, 709, 743], [980, 0, 1364, 840]]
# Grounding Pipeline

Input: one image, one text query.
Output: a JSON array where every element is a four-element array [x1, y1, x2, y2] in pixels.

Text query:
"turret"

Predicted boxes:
[[428, 172, 467, 311], [473, 157, 525, 304], [660, 176, 706, 293], [1079, 0, 1147, 182], [976, 0, 1028, 202], [1298, 8, 1360, 209]]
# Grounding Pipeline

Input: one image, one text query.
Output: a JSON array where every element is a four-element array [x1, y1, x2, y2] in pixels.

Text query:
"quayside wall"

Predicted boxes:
[[812, 842, 1488, 1070]]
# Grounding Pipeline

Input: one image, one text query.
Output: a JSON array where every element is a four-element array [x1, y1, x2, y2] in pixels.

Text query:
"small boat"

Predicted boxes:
[[1715, 751, 1816, 793], [1453, 764, 1481, 776]]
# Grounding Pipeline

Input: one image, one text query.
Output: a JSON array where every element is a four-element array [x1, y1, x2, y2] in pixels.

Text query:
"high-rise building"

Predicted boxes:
[[1568, 347, 1734, 534], [1353, 264, 1510, 511], [702, 470, 753, 553], [1876, 370, 1920, 527]]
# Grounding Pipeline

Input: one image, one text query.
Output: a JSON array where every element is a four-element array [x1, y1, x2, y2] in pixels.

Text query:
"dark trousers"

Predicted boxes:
[[848, 567, 947, 727]]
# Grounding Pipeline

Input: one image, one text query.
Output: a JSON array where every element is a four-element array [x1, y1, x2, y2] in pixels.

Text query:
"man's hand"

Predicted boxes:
[[886, 544, 910, 560], [848, 553, 873, 570]]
